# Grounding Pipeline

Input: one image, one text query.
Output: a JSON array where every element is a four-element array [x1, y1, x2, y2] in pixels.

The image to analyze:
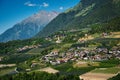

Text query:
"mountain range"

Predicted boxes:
[[0, 11, 59, 42], [36, 0, 120, 37], [0, 0, 120, 42]]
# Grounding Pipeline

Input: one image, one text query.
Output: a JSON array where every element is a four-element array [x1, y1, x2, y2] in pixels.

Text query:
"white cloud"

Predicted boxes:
[[24, 1, 49, 8], [59, 6, 64, 10], [43, 2, 49, 7], [24, 1, 37, 7]]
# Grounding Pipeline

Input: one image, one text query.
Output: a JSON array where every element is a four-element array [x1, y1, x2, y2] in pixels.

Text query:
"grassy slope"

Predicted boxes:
[[0, 67, 15, 76], [36, 0, 120, 37]]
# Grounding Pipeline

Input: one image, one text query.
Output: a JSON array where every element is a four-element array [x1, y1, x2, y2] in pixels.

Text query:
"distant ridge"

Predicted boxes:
[[0, 11, 59, 42], [36, 0, 120, 37]]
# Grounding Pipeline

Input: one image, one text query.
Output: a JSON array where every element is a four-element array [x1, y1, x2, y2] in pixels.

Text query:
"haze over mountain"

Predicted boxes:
[[36, 0, 120, 37], [0, 11, 59, 42]]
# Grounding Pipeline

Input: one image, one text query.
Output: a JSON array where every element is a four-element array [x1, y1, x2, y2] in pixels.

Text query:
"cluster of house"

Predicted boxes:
[[17, 44, 41, 52], [41, 46, 120, 65], [101, 32, 114, 38], [30, 61, 39, 68], [56, 36, 62, 43], [45, 34, 65, 43], [78, 32, 112, 43]]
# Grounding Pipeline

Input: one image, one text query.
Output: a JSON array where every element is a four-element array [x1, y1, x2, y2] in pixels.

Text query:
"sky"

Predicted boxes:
[[0, 0, 80, 34]]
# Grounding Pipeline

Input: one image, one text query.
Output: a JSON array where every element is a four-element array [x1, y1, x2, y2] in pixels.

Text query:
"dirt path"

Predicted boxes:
[[0, 64, 16, 68]]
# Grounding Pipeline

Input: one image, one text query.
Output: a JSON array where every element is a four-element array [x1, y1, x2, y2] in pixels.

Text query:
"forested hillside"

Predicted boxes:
[[36, 0, 120, 37]]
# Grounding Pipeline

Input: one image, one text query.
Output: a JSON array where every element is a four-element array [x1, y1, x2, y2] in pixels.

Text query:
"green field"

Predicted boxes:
[[91, 67, 120, 74], [0, 67, 15, 76]]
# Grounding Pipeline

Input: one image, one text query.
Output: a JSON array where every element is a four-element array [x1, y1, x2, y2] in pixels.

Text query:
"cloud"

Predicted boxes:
[[24, 1, 49, 8], [24, 1, 37, 7], [43, 2, 49, 7], [59, 6, 64, 10]]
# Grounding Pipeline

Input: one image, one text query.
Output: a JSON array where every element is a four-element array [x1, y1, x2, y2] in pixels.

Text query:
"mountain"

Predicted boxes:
[[0, 11, 59, 42], [36, 0, 120, 37]]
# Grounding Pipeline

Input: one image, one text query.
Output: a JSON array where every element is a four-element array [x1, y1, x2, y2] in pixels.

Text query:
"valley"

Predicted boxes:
[[0, 27, 120, 80], [0, 0, 120, 80]]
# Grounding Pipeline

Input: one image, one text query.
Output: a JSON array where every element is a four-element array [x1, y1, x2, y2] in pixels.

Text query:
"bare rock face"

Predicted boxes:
[[0, 11, 59, 42]]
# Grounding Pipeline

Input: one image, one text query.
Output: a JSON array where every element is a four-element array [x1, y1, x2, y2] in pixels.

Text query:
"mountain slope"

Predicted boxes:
[[36, 0, 120, 37], [0, 11, 58, 42]]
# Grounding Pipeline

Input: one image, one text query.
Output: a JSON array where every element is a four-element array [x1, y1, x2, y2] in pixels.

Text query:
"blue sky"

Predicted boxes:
[[0, 0, 80, 34]]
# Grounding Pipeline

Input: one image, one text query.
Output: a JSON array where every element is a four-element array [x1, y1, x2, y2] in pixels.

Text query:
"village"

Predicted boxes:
[[40, 46, 120, 65], [0, 31, 120, 80], [39, 32, 120, 65], [17, 44, 41, 52]]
